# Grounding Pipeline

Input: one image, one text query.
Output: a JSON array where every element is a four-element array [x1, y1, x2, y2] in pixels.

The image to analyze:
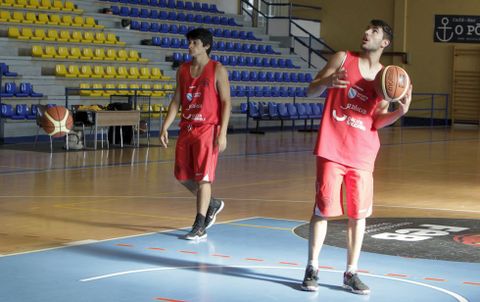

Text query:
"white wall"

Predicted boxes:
[[211, 0, 239, 15]]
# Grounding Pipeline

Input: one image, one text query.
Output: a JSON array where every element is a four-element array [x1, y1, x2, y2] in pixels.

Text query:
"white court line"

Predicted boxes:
[[79, 266, 468, 302]]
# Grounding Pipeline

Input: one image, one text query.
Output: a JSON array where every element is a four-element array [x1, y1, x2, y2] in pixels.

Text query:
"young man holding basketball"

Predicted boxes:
[[301, 20, 412, 294], [160, 28, 231, 240]]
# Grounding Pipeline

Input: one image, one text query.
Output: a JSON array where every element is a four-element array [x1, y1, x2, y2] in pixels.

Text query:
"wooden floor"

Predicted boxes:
[[0, 126, 479, 255]]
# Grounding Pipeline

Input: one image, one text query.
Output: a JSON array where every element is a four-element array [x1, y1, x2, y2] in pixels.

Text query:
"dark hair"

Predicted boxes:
[[186, 28, 213, 55], [121, 19, 131, 28], [370, 19, 393, 43]]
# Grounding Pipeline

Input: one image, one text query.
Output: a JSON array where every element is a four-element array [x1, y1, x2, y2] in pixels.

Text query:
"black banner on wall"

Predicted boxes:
[[434, 15, 480, 43]]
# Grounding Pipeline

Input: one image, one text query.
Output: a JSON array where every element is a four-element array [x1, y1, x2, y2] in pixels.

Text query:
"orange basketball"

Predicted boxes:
[[42, 106, 73, 137], [374, 65, 410, 102]]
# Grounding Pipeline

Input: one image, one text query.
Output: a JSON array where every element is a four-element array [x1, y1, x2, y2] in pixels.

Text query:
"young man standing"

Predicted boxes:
[[160, 28, 231, 240], [301, 20, 412, 294]]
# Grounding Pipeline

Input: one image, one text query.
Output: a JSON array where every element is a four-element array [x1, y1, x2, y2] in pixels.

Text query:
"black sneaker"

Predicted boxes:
[[301, 265, 319, 291], [184, 214, 207, 240], [343, 272, 370, 295], [204, 198, 224, 229]]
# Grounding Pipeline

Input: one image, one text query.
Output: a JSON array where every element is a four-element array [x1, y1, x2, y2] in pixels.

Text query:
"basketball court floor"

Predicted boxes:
[[0, 127, 479, 301]]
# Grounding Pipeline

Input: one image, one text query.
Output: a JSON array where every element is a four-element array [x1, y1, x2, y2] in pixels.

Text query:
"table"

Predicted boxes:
[[93, 110, 140, 149]]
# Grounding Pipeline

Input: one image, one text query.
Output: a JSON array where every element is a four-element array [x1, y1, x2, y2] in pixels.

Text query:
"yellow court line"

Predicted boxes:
[[227, 223, 292, 231]]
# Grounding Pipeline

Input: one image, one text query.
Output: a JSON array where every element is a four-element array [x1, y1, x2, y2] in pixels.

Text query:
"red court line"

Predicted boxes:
[[211, 254, 231, 258], [279, 261, 299, 266], [386, 273, 408, 278], [318, 266, 335, 270], [178, 250, 198, 254], [116, 244, 133, 247], [357, 269, 370, 273], [245, 258, 264, 262], [464, 281, 480, 286], [148, 247, 166, 251], [155, 297, 186, 302], [424, 277, 446, 282]]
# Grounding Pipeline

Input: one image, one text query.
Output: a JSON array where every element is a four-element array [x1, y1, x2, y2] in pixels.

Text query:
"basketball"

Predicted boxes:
[[42, 106, 73, 137], [374, 65, 410, 102]]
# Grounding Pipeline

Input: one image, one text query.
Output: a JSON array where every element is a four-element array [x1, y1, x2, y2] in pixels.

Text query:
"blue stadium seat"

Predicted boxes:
[[295, 103, 308, 119], [279, 87, 288, 97], [245, 57, 254, 66], [12, 104, 28, 120], [150, 0, 159, 6], [247, 102, 260, 118], [150, 10, 158, 19], [211, 16, 220, 24], [223, 29, 231, 38], [171, 38, 180, 48], [287, 103, 299, 119], [303, 102, 313, 118], [226, 42, 235, 51], [27, 104, 37, 119], [270, 87, 279, 97], [211, 54, 219, 61], [261, 58, 270, 67], [257, 72, 266, 82], [247, 31, 259, 40], [140, 22, 150, 31], [242, 43, 250, 53], [1, 104, 13, 118], [266, 72, 275, 82], [214, 28, 223, 37], [1, 63, 18, 77], [278, 103, 289, 119], [254, 57, 263, 67], [228, 17, 240, 26], [274, 72, 282, 82], [268, 102, 278, 118], [262, 86, 271, 97], [160, 37, 170, 47], [305, 73, 313, 82], [158, 10, 168, 20], [201, 3, 209, 11], [158, 0, 167, 7], [295, 87, 305, 97], [152, 36, 161, 46], [237, 56, 246, 66], [16, 83, 30, 97], [131, 20, 140, 30], [228, 56, 237, 66], [310, 103, 323, 118], [193, 2, 201, 10], [219, 55, 228, 65], [241, 71, 249, 81], [111, 5, 120, 14], [178, 25, 188, 34], [287, 87, 295, 97], [172, 52, 182, 62], [1, 82, 16, 97], [250, 44, 258, 53], [150, 22, 160, 32], [183, 53, 192, 62], [257, 45, 266, 54], [180, 39, 188, 49], [159, 23, 169, 33], [139, 8, 149, 18], [231, 70, 241, 81], [169, 24, 178, 34], [176, 12, 186, 21], [176, 0, 185, 9], [130, 7, 139, 17], [249, 71, 258, 82], [209, 3, 222, 13], [240, 102, 247, 113], [269, 58, 278, 68], [289, 72, 298, 83], [167, 11, 176, 20], [184, 1, 193, 10], [167, 0, 175, 8], [277, 58, 286, 68], [245, 86, 254, 97], [239, 31, 247, 39], [119, 6, 130, 16], [203, 15, 211, 24], [194, 14, 203, 23], [220, 17, 228, 25], [231, 30, 239, 39], [297, 73, 305, 83], [216, 41, 226, 51], [237, 86, 246, 97]]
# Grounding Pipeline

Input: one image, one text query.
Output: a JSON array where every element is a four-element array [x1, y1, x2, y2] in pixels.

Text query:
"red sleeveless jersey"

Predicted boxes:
[[178, 60, 221, 127], [314, 51, 383, 172]]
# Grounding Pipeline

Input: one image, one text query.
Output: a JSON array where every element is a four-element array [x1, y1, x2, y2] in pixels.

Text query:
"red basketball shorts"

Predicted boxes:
[[175, 124, 219, 183], [314, 157, 373, 219]]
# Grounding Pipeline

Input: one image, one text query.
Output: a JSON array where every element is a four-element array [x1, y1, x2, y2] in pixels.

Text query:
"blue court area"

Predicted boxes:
[[0, 218, 478, 302]]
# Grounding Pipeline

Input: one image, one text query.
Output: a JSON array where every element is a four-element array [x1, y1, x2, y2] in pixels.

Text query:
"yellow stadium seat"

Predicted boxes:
[[57, 46, 69, 59], [14, 0, 27, 7], [55, 64, 67, 77], [0, 11, 12, 22], [83, 31, 94, 43], [26, 0, 39, 8], [116, 66, 128, 79], [164, 84, 175, 93], [68, 47, 81, 59], [45, 29, 58, 41], [2, 0, 15, 6], [93, 48, 106, 60], [19, 27, 33, 39], [104, 66, 116, 78], [140, 84, 152, 96], [40, 0, 51, 9], [104, 83, 116, 96], [105, 33, 119, 45], [60, 14, 73, 26], [32, 45, 43, 57], [116, 83, 128, 95], [37, 13, 48, 24], [83, 16, 97, 28], [127, 66, 140, 79], [52, 0, 62, 10], [79, 65, 92, 78], [91, 65, 105, 78], [129, 84, 140, 96], [79, 83, 91, 96], [12, 11, 24, 23], [32, 28, 46, 40], [7, 27, 20, 38], [91, 83, 104, 97], [94, 32, 105, 44], [48, 14, 60, 25], [65, 1, 82, 12], [73, 15, 83, 27], [152, 84, 165, 97], [58, 30, 70, 42], [43, 45, 56, 58], [66, 65, 80, 78], [105, 48, 116, 60], [80, 47, 93, 60], [139, 67, 151, 79], [70, 31, 82, 42], [150, 67, 162, 80], [24, 12, 36, 24], [117, 49, 128, 61], [152, 103, 162, 117], [127, 50, 147, 62]]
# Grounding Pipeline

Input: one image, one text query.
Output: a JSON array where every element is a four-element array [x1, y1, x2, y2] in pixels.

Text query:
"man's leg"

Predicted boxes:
[[183, 181, 211, 240], [346, 218, 366, 272], [301, 215, 327, 291]]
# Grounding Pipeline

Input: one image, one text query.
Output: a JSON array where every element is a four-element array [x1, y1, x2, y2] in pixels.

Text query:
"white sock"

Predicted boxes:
[[308, 260, 318, 269], [346, 265, 357, 274]]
